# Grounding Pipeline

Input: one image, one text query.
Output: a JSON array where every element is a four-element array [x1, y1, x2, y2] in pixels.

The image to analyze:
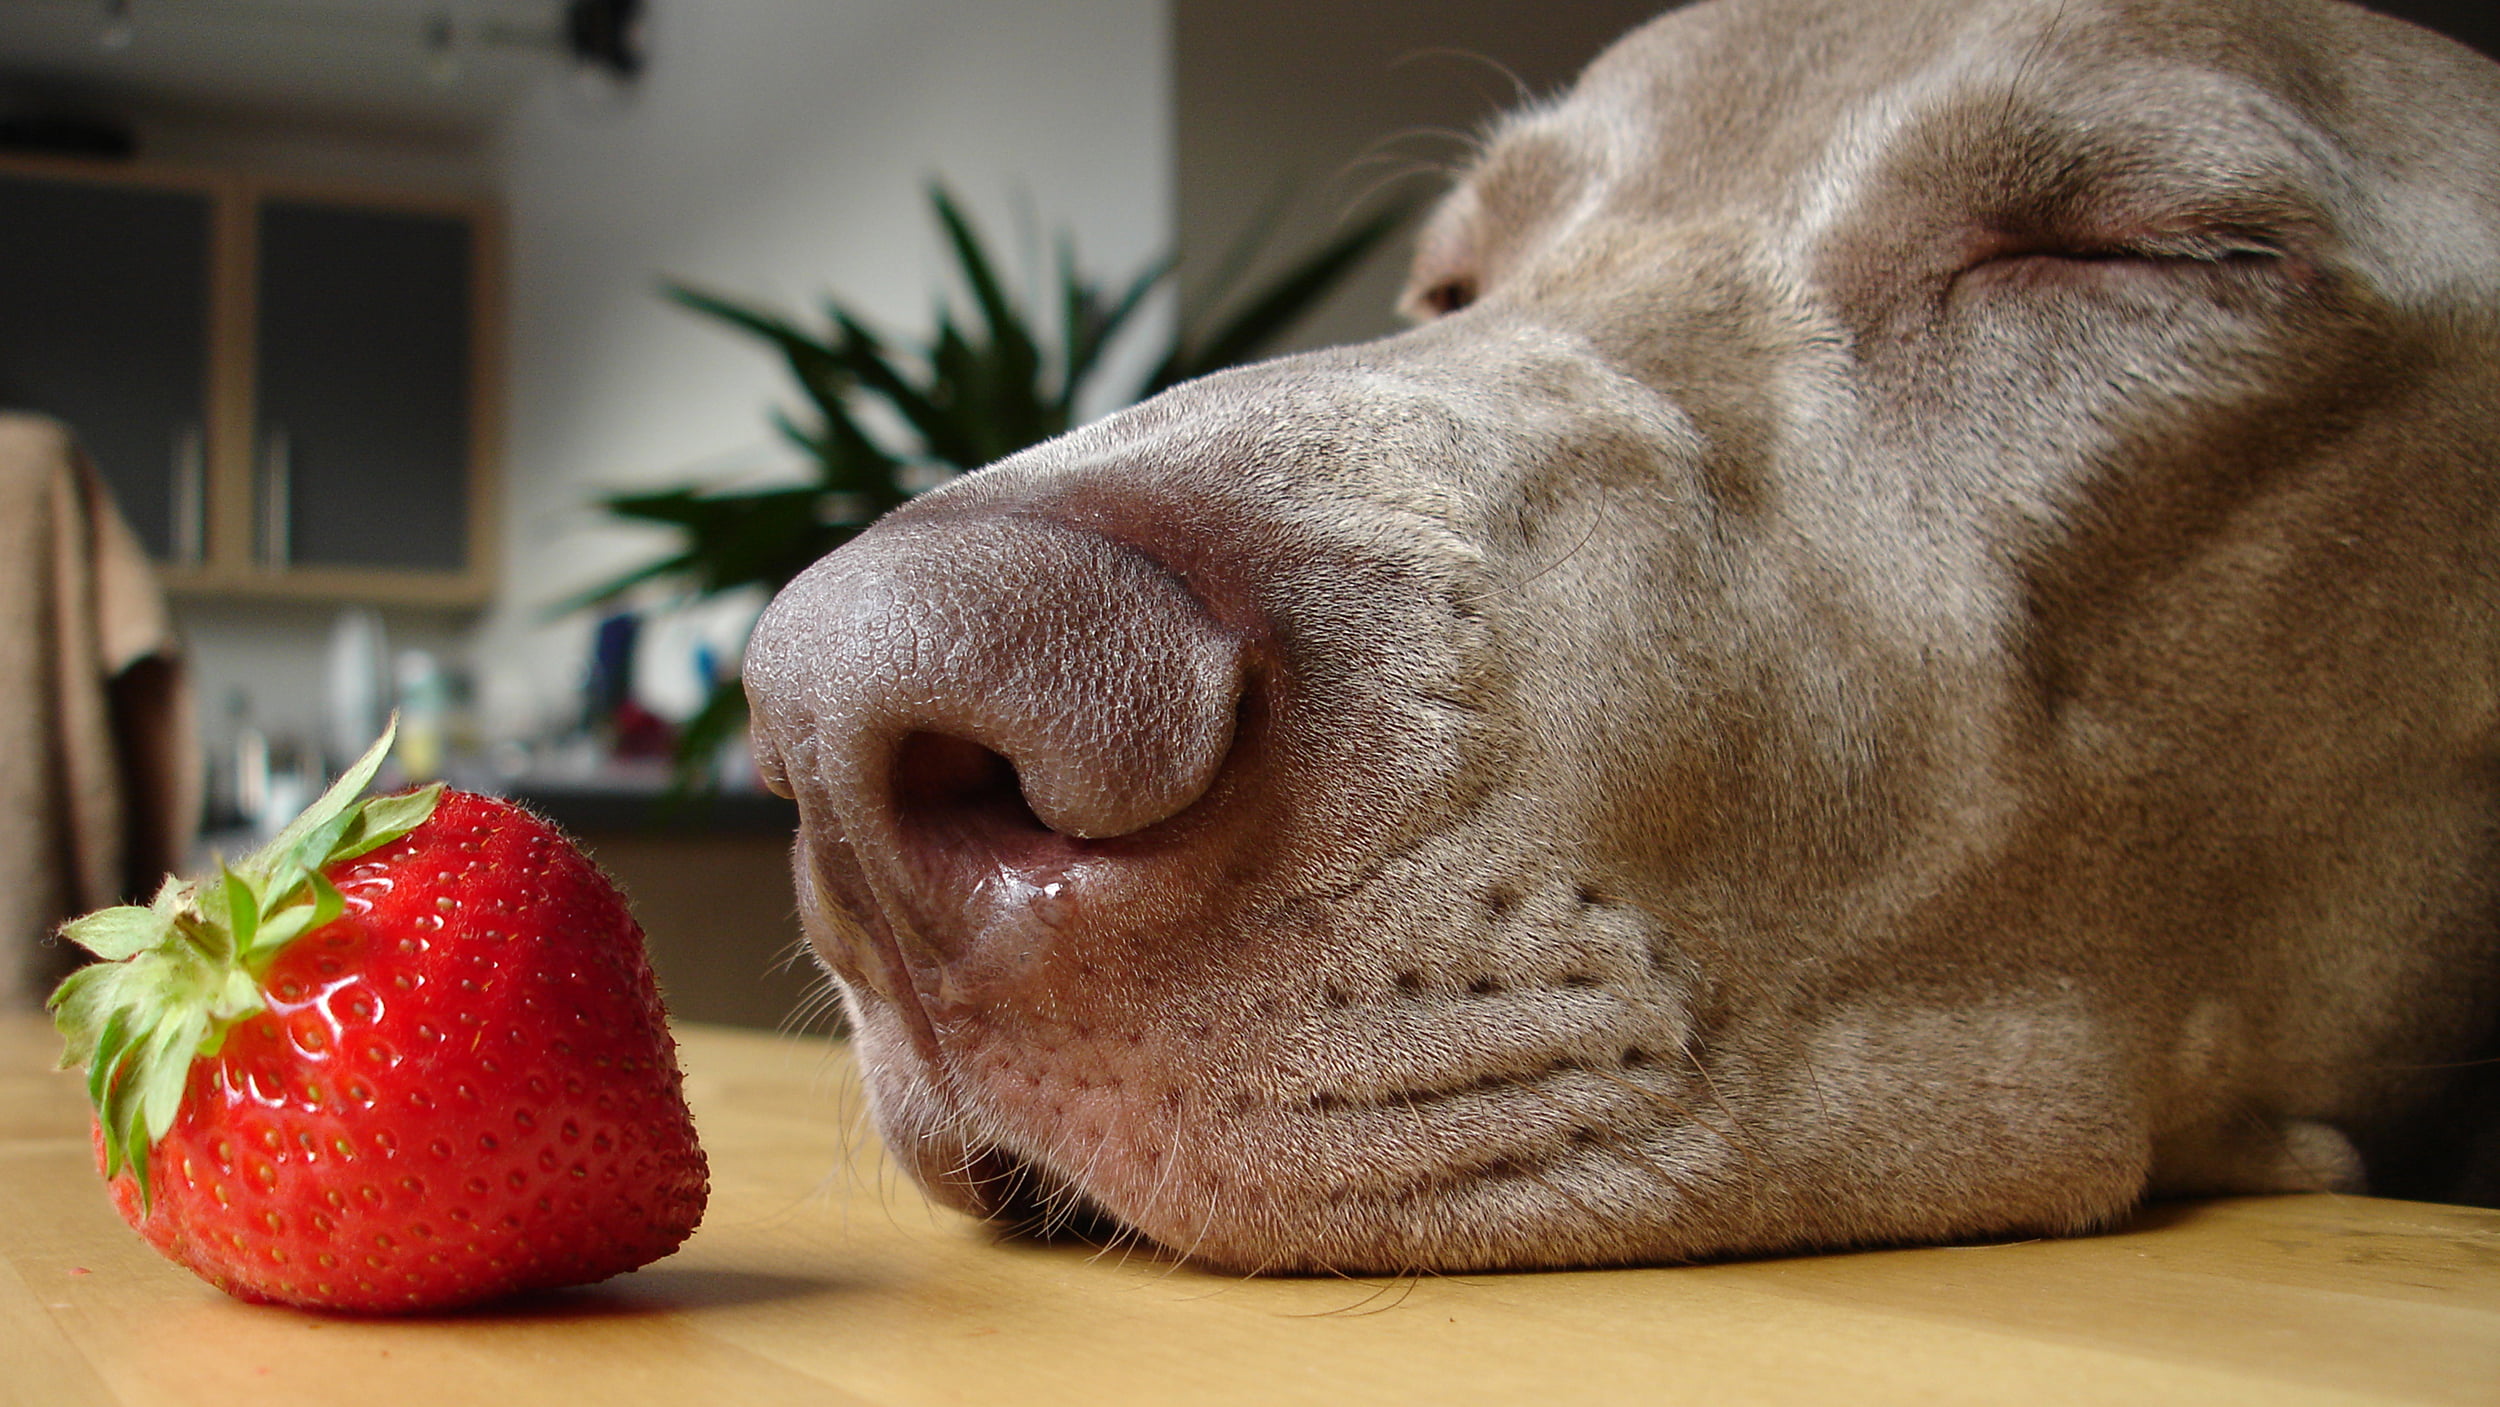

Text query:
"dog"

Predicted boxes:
[[740, 0, 2500, 1273]]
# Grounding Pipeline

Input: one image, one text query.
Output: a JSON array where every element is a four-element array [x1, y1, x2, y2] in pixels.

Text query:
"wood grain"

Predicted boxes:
[[4, 1014, 2494, 1407]]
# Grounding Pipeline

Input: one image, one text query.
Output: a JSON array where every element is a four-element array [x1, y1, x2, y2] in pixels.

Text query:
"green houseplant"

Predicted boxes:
[[581, 185, 1404, 782]]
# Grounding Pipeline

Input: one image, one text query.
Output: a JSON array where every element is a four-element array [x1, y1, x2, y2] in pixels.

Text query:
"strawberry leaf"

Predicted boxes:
[[260, 719, 400, 865], [103, 1035, 147, 1195], [87, 1002, 134, 1122], [45, 720, 437, 1216], [136, 1009, 206, 1150], [337, 783, 445, 863], [210, 967, 264, 1032], [256, 851, 312, 919], [45, 961, 114, 1065], [219, 863, 260, 959], [60, 906, 173, 962], [178, 900, 235, 968], [247, 870, 346, 963], [249, 904, 319, 957]]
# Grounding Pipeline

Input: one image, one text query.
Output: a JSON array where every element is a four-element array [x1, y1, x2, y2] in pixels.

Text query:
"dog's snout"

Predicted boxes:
[[746, 511, 1251, 945]]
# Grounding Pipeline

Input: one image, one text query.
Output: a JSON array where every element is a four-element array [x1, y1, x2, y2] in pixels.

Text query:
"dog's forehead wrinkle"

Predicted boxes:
[[1772, 5, 2062, 264]]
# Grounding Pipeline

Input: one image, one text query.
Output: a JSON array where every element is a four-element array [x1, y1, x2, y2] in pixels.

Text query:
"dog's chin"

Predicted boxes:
[[878, 1103, 1369, 1274], [861, 1066, 1170, 1258], [845, 984, 1737, 1278], [909, 1139, 1138, 1250], [879, 1105, 1699, 1277]]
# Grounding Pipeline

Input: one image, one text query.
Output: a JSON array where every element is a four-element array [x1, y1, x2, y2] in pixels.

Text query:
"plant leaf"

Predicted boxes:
[[622, 184, 1411, 797], [1060, 243, 1170, 416], [664, 676, 752, 795], [666, 284, 853, 405], [542, 554, 689, 619], [827, 310, 984, 469], [930, 186, 1043, 403]]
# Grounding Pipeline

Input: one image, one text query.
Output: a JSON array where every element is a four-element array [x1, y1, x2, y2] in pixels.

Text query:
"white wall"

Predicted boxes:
[[474, 0, 1173, 743], [1171, 0, 1661, 356]]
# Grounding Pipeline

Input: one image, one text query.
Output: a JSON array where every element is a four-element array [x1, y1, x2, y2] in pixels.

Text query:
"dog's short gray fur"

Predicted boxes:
[[744, 0, 2500, 1272]]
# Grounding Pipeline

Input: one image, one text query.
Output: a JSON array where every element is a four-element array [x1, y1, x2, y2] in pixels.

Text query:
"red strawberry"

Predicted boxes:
[[49, 727, 707, 1313]]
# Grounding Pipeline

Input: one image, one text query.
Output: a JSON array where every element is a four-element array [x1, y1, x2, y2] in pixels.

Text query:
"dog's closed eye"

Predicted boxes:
[[1957, 222, 2308, 296]]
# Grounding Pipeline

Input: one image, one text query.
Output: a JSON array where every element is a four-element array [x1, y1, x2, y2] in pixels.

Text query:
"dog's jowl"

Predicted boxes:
[[741, 0, 2500, 1273]]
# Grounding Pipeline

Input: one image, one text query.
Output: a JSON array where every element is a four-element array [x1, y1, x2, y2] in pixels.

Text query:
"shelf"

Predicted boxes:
[[157, 560, 494, 610]]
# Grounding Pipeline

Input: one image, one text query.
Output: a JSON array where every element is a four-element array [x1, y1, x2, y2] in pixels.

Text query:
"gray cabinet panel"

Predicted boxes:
[[255, 200, 472, 572], [0, 173, 210, 559]]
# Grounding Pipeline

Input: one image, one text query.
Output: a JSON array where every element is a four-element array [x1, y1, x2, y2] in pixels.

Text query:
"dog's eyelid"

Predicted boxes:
[[2056, 235, 2285, 264], [1969, 214, 2305, 273], [2098, 213, 2306, 259]]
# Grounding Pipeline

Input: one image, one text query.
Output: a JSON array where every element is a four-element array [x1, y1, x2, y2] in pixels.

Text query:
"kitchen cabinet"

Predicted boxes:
[[0, 154, 500, 606]]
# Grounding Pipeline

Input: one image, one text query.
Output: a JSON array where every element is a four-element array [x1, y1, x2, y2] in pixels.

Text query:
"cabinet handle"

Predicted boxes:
[[256, 425, 291, 569], [170, 421, 205, 565]]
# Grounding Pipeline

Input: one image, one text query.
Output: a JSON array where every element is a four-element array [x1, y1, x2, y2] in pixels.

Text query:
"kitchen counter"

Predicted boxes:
[[5, 1015, 2496, 1406]]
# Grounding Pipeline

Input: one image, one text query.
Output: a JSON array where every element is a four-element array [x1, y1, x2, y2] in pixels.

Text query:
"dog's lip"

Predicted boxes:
[[798, 830, 959, 1074], [880, 757, 1238, 1012], [919, 855, 1111, 1020]]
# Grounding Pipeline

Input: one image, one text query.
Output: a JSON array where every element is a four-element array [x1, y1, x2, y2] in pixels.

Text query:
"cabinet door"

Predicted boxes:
[[254, 199, 473, 573], [0, 171, 212, 561]]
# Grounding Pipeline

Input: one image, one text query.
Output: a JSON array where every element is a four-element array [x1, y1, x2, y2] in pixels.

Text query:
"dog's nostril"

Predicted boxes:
[[895, 731, 1026, 815], [893, 731, 1051, 851]]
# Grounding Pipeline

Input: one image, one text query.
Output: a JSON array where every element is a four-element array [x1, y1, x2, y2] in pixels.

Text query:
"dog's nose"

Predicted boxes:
[[744, 509, 1250, 917]]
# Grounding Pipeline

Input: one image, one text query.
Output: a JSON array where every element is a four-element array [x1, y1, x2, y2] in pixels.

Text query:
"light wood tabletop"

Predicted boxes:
[[4, 1012, 2495, 1407]]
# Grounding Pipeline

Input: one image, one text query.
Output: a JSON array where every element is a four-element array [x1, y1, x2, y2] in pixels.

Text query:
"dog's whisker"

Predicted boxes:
[[1481, 491, 1607, 600], [1387, 45, 1537, 109], [1585, 1064, 1762, 1180], [1676, 1045, 1783, 1179]]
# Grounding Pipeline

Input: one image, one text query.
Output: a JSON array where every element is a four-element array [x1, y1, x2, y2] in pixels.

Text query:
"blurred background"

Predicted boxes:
[[0, 0, 1662, 1026], [1, 0, 2491, 1028]]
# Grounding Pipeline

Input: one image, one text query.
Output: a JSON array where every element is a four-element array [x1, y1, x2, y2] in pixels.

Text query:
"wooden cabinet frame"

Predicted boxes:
[[0, 151, 502, 608]]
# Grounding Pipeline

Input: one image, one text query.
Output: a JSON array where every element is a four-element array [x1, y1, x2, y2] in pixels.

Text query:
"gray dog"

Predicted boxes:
[[742, 0, 2500, 1273]]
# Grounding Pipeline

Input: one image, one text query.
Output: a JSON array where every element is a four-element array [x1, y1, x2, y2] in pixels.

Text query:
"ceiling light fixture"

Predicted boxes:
[[469, 0, 644, 84], [562, 0, 643, 81]]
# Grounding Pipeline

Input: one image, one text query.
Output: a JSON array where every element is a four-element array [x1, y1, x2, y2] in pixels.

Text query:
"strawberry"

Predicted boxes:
[[48, 727, 708, 1313]]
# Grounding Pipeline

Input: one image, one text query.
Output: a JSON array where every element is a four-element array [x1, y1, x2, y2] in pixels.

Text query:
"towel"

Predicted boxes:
[[0, 413, 200, 1009]]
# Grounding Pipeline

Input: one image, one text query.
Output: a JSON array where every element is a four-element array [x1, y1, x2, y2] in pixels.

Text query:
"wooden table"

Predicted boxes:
[[5, 1015, 2496, 1406]]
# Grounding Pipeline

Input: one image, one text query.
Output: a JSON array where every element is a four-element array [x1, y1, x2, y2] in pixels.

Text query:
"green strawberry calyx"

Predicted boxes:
[[47, 720, 444, 1209]]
